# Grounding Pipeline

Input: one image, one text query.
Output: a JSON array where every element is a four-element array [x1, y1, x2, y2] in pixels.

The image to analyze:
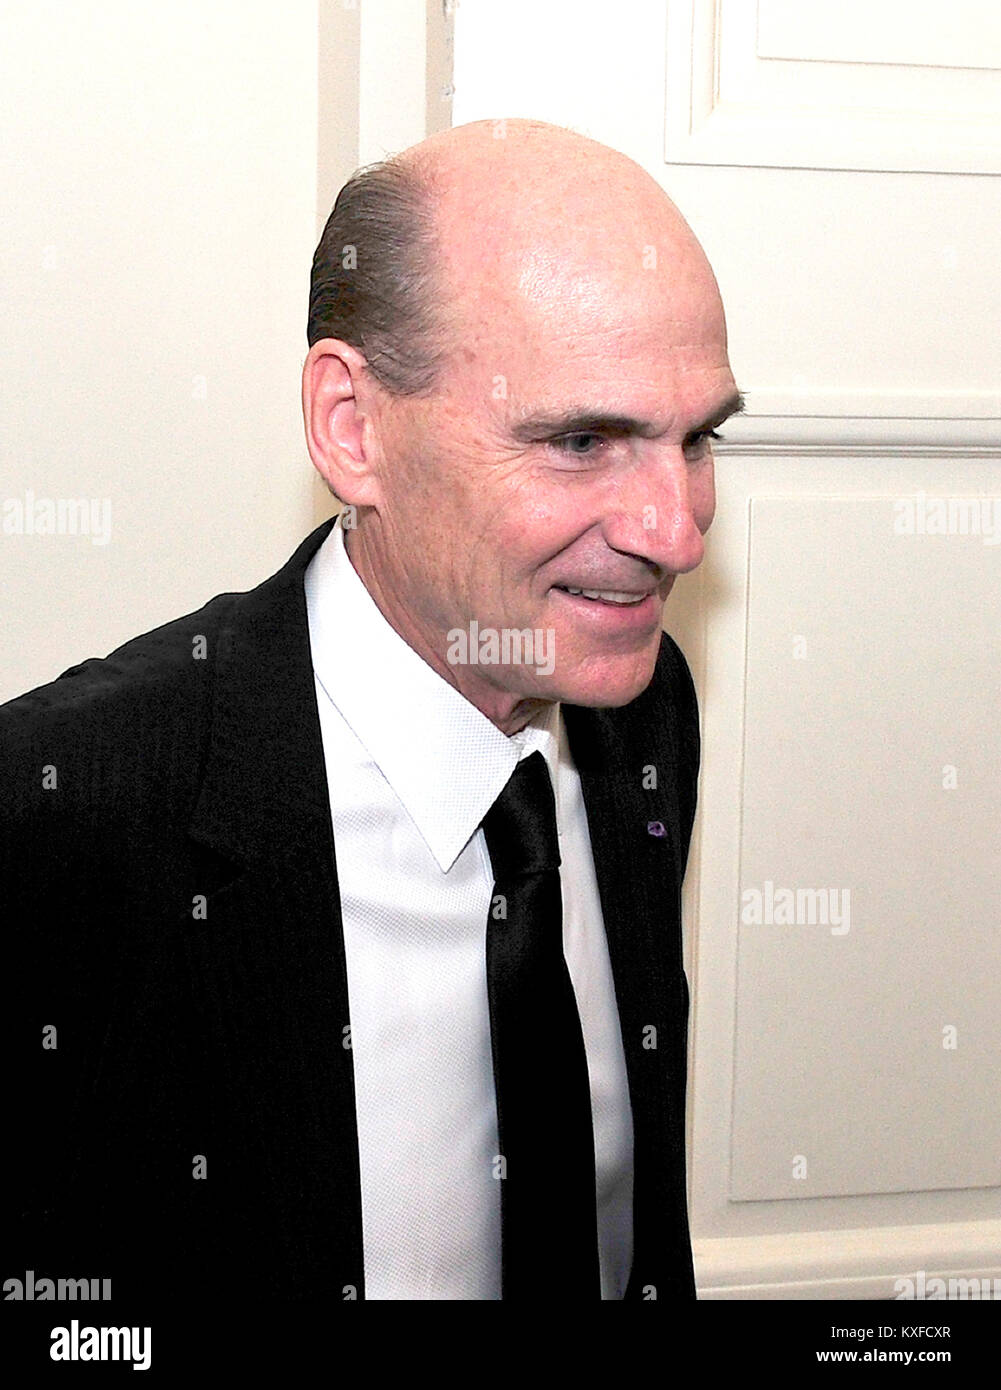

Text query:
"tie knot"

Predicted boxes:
[[481, 750, 561, 880]]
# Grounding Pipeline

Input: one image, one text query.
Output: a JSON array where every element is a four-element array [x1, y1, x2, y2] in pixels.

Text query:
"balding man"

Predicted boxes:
[[4, 119, 742, 1303]]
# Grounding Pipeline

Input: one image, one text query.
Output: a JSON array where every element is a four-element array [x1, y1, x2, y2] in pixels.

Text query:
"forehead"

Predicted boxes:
[[452, 234, 732, 425]]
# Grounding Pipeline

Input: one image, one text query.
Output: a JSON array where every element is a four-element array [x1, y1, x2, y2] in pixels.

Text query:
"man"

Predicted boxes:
[[3, 119, 741, 1302]]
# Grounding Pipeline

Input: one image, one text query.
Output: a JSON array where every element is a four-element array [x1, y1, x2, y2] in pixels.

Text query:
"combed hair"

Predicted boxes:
[[307, 155, 451, 396]]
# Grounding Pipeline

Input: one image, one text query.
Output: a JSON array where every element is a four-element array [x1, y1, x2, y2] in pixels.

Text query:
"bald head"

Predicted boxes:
[[308, 118, 721, 400], [403, 116, 697, 250]]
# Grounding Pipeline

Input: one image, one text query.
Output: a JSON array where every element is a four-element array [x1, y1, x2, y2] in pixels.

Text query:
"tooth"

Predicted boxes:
[[587, 589, 640, 604], [558, 585, 645, 604]]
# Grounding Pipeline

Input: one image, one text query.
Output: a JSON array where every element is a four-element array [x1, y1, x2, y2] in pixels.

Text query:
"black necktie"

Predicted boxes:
[[482, 750, 601, 1300]]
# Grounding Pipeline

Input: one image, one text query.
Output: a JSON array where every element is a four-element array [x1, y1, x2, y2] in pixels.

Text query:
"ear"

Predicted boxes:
[[301, 338, 382, 506]]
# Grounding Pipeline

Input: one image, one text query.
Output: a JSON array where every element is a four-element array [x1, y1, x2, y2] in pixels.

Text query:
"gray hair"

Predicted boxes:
[[307, 155, 452, 396]]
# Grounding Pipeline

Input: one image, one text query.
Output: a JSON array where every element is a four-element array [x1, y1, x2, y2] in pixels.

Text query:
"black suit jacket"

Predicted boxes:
[[3, 520, 699, 1302]]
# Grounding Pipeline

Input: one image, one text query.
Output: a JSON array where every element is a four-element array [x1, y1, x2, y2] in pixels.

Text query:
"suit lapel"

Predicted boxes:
[[183, 520, 365, 1298], [564, 688, 696, 1300]]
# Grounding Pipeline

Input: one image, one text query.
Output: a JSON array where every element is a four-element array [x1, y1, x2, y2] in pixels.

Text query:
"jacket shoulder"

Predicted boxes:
[[2, 589, 234, 728], [0, 589, 238, 847], [2, 520, 333, 746]]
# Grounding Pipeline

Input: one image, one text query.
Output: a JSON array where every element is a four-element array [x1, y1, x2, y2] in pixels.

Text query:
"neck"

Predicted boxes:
[[343, 522, 554, 737]]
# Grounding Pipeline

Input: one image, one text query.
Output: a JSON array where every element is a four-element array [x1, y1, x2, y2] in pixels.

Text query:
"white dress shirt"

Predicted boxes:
[[303, 516, 633, 1299]]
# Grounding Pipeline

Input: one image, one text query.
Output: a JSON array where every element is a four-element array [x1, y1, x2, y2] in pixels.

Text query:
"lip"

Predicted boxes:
[[549, 585, 662, 633]]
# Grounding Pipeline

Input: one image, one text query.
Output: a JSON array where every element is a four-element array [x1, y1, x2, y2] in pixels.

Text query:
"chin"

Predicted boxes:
[[550, 650, 661, 710]]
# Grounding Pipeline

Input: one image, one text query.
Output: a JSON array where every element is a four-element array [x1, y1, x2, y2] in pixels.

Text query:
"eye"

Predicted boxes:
[[685, 428, 723, 457], [551, 431, 608, 456]]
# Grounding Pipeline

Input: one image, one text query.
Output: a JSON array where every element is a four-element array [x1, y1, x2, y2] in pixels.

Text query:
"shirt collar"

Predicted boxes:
[[304, 516, 562, 872]]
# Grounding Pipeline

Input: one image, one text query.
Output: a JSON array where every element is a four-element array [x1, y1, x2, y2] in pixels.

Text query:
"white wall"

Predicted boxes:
[[452, 0, 1001, 1298], [0, 1, 320, 700]]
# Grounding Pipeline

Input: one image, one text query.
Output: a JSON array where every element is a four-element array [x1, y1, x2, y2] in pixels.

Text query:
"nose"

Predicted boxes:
[[599, 444, 714, 576]]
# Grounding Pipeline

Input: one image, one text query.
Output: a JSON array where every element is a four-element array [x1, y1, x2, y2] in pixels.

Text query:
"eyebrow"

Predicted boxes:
[[510, 390, 746, 443]]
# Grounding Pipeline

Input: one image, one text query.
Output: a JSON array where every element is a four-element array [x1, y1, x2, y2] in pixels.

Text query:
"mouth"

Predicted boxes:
[[549, 583, 662, 633]]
